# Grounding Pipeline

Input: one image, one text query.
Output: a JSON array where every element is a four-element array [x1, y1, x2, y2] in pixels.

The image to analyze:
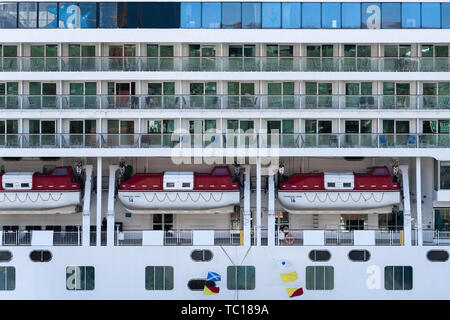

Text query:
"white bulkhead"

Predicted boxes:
[[163, 172, 194, 190], [1, 173, 34, 190], [324, 173, 354, 190]]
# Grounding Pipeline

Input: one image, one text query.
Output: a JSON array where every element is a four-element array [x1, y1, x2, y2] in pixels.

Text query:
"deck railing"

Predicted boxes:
[[1, 57, 449, 72], [1, 94, 449, 110]]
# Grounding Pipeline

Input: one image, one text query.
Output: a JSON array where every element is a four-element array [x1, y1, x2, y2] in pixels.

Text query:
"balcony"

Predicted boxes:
[[1, 94, 448, 110], [0, 133, 449, 149], [0, 57, 449, 72]]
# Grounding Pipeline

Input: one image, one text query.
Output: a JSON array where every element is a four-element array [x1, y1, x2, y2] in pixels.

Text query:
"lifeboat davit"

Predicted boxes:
[[118, 167, 240, 214], [0, 167, 81, 214], [278, 166, 400, 214]]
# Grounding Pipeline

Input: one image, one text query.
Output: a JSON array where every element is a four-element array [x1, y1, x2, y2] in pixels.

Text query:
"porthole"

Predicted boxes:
[[188, 279, 216, 291], [427, 250, 449, 262], [309, 250, 331, 262], [29, 250, 52, 262], [0, 251, 12, 262], [191, 250, 213, 262], [348, 250, 371, 262]]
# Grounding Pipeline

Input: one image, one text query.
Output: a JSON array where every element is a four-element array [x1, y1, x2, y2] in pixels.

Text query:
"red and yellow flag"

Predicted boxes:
[[286, 288, 303, 298]]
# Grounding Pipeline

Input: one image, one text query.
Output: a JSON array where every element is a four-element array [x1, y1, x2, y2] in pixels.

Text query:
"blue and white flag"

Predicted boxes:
[[206, 272, 221, 282]]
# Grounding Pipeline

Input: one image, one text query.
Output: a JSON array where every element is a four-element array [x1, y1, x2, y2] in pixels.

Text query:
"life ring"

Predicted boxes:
[[284, 233, 295, 245]]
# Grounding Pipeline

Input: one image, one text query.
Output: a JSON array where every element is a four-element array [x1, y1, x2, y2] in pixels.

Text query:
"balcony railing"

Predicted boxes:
[[1, 133, 450, 149], [1, 94, 449, 110], [1, 57, 450, 72]]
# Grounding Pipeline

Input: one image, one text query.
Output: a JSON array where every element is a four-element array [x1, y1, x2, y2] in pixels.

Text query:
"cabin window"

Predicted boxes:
[[66, 266, 95, 290], [385, 266, 412, 290], [30, 250, 52, 262], [0, 267, 15, 291], [0, 251, 12, 262], [191, 250, 213, 262], [212, 168, 228, 175], [343, 182, 352, 188], [21, 183, 29, 188], [348, 250, 371, 262], [145, 266, 173, 290], [182, 182, 191, 188], [327, 182, 335, 188], [372, 168, 388, 175], [227, 266, 255, 290], [166, 182, 175, 188], [309, 250, 331, 262], [188, 279, 216, 291], [4, 183, 13, 188], [306, 266, 334, 290], [427, 250, 449, 262], [340, 214, 368, 230], [52, 168, 68, 175]]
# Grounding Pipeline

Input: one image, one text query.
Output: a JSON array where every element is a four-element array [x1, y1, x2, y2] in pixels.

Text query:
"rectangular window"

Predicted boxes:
[[66, 266, 95, 290], [282, 3, 300, 29], [222, 2, 241, 29], [0, 267, 15, 290], [139, 3, 180, 28], [19, 2, 37, 28], [227, 266, 255, 290], [385, 266, 413, 290], [382, 3, 401, 29], [440, 161, 450, 189], [262, 3, 281, 29], [302, 3, 320, 28], [402, 3, 421, 28], [202, 2, 221, 28], [0, 3, 18, 28], [181, 2, 201, 28], [306, 266, 334, 290], [443, 4, 450, 29], [422, 3, 441, 29], [38, 2, 57, 28], [118, 2, 138, 28], [242, 2, 261, 29], [145, 266, 174, 290], [362, 3, 381, 29], [99, 2, 117, 28], [342, 3, 361, 29], [322, 3, 341, 29], [435, 208, 450, 230]]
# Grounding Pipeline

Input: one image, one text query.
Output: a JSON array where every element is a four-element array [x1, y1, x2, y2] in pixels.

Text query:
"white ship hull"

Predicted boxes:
[[118, 190, 240, 214], [278, 190, 400, 213], [0, 191, 81, 214]]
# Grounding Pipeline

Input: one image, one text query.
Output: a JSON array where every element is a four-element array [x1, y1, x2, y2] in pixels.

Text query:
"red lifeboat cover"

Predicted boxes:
[[119, 167, 239, 191]]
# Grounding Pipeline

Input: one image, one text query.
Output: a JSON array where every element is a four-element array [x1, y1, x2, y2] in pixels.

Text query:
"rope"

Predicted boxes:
[[0, 192, 65, 204], [141, 191, 227, 204], [299, 191, 386, 204]]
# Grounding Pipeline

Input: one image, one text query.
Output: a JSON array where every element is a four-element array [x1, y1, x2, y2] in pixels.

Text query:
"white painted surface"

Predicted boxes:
[[303, 230, 325, 246], [354, 230, 376, 246], [31, 231, 53, 246], [142, 231, 164, 246], [192, 230, 215, 246]]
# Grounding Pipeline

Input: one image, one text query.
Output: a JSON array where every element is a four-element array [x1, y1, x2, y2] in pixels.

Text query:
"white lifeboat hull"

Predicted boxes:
[[278, 190, 400, 213], [118, 190, 240, 214], [0, 191, 81, 214]]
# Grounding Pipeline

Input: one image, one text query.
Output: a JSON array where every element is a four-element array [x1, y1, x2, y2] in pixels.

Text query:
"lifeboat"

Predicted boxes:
[[278, 166, 400, 214], [118, 167, 240, 214], [0, 167, 81, 214]]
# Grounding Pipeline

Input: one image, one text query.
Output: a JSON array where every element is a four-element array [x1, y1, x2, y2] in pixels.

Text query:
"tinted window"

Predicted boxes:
[[282, 3, 300, 29], [222, 2, 241, 29], [188, 279, 216, 290], [202, 2, 221, 28], [66, 266, 95, 290], [362, 3, 381, 29], [212, 168, 228, 175], [262, 3, 281, 29], [443, 4, 450, 29], [422, 3, 441, 29], [0, 251, 12, 262], [191, 250, 213, 262], [145, 266, 174, 290], [52, 168, 68, 175], [18, 2, 38, 28], [117, 2, 138, 28], [180, 2, 201, 28], [0, 267, 15, 290], [227, 266, 255, 290], [385, 266, 412, 290], [427, 250, 449, 262], [0, 3, 18, 28], [30, 250, 52, 262], [382, 3, 401, 29], [242, 2, 261, 29], [348, 250, 371, 262], [342, 3, 361, 29], [402, 3, 421, 28], [140, 3, 180, 28], [99, 2, 117, 28], [306, 266, 334, 290], [302, 3, 320, 28], [372, 168, 388, 175], [309, 250, 331, 262], [322, 3, 341, 29]]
